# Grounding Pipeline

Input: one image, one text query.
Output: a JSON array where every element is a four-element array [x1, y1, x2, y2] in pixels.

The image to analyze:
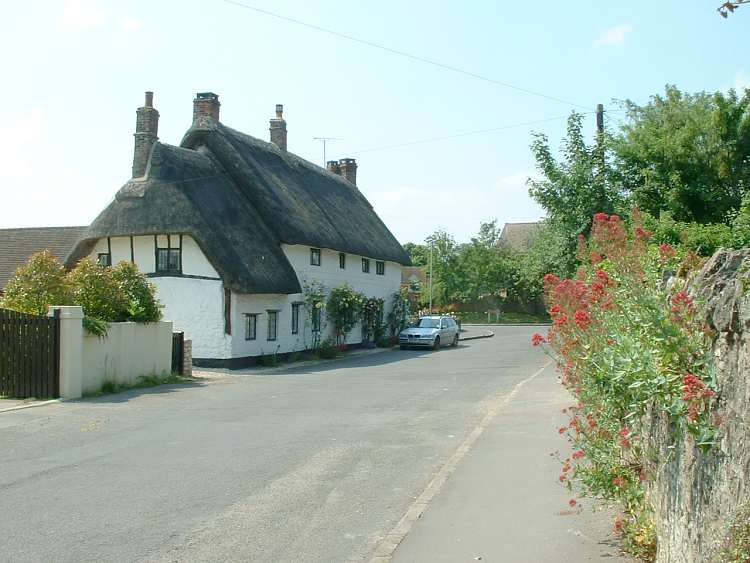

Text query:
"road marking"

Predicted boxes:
[[366, 360, 553, 563]]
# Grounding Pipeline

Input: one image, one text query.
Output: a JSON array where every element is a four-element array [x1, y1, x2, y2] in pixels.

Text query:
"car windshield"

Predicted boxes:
[[418, 318, 440, 328]]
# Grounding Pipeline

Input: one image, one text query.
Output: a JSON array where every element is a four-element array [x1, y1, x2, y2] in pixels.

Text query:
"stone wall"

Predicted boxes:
[[645, 248, 750, 562]]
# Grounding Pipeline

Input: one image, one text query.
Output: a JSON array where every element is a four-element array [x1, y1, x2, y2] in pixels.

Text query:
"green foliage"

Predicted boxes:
[[615, 85, 750, 224], [317, 339, 342, 359], [361, 296, 384, 343], [528, 112, 621, 246], [111, 261, 162, 322], [302, 279, 327, 348], [82, 316, 108, 337], [402, 242, 429, 266], [67, 258, 129, 322], [387, 288, 411, 336], [326, 284, 364, 343], [258, 351, 279, 367], [1, 251, 71, 315]]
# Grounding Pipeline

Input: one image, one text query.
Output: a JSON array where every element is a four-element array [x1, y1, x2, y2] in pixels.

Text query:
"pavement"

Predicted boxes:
[[0, 326, 625, 562]]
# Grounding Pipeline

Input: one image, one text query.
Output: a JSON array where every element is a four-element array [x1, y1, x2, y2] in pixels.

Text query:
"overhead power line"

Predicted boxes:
[[343, 113, 593, 155], [220, 0, 592, 110]]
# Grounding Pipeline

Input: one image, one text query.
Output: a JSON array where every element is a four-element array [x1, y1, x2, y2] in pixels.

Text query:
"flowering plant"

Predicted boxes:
[[327, 284, 365, 345], [533, 212, 719, 559]]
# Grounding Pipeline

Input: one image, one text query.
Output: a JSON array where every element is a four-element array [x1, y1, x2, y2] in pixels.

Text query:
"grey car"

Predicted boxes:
[[399, 315, 460, 350]]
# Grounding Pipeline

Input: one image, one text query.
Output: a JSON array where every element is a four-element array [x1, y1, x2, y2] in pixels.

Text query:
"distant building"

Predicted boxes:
[[498, 222, 543, 252], [0, 227, 87, 291], [401, 266, 427, 300]]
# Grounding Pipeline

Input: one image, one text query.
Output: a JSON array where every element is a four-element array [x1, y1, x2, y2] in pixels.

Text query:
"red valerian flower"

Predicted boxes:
[[553, 314, 569, 326], [609, 214, 621, 222], [559, 474, 567, 482], [531, 333, 546, 346], [569, 498, 578, 507], [590, 251, 604, 264], [572, 450, 585, 460], [634, 226, 652, 240], [614, 516, 624, 534], [618, 427, 632, 447], [549, 304, 563, 316], [544, 273, 560, 285], [573, 309, 591, 329], [659, 243, 677, 260], [593, 212, 609, 223], [558, 427, 567, 434], [612, 476, 625, 487]]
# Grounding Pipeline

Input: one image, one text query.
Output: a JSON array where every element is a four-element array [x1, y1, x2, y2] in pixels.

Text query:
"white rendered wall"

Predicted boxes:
[[81, 321, 172, 394], [87, 235, 226, 359], [229, 245, 402, 357]]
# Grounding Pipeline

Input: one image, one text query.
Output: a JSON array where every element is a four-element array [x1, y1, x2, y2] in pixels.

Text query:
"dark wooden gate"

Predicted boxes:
[[171, 331, 184, 375], [0, 308, 60, 398]]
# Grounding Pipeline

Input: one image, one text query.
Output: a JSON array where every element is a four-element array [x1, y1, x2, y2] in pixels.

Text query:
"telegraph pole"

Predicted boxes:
[[313, 137, 341, 167], [428, 242, 433, 314], [596, 103, 604, 134]]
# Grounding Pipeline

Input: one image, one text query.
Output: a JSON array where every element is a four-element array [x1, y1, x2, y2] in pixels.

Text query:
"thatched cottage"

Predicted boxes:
[[64, 92, 409, 367]]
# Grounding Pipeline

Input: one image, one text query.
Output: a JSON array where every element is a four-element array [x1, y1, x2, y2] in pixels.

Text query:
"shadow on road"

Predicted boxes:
[[80, 378, 209, 404]]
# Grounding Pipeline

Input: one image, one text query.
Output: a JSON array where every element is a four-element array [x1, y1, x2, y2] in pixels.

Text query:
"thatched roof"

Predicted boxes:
[[499, 222, 543, 251], [0, 226, 87, 290], [68, 120, 410, 294]]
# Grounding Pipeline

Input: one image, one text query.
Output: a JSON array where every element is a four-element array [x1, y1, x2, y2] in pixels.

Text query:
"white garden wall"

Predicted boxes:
[[81, 321, 173, 394]]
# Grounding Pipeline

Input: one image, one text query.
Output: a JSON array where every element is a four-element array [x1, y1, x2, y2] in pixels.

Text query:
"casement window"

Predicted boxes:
[[156, 248, 181, 273], [267, 310, 279, 341], [339, 252, 346, 269], [244, 314, 258, 341], [376, 261, 385, 275], [97, 253, 111, 267], [311, 304, 321, 332], [362, 258, 370, 273], [291, 303, 301, 334], [310, 248, 321, 266]]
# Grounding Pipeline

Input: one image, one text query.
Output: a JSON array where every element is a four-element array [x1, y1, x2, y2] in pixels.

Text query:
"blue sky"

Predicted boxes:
[[1, 1, 747, 244]]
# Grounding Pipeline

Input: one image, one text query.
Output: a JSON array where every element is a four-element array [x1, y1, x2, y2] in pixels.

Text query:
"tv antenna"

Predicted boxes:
[[313, 137, 342, 166]]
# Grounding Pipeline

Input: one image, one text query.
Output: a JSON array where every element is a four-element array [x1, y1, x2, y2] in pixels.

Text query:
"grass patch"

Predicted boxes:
[[457, 311, 549, 324], [88, 373, 192, 397], [257, 352, 279, 367]]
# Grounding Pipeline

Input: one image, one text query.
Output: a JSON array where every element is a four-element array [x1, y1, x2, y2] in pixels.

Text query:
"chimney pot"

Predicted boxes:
[[339, 158, 358, 186], [326, 160, 341, 174], [269, 103, 287, 151], [193, 92, 220, 123], [132, 91, 159, 178]]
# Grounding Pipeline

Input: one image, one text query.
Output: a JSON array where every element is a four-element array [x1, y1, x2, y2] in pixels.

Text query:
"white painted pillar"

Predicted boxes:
[[48, 305, 83, 399]]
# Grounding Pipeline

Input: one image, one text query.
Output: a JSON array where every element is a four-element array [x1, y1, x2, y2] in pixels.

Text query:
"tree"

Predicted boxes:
[[112, 261, 162, 322], [718, 1, 750, 17], [424, 230, 459, 306], [1, 251, 71, 315], [528, 112, 621, 252], [615, 85, 750, 223], [402, 242, 429, 266], [67, 258, 130, 322]]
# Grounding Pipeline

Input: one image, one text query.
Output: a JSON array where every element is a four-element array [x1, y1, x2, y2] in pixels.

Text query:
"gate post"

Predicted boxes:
[[48, 306, 84, 399]]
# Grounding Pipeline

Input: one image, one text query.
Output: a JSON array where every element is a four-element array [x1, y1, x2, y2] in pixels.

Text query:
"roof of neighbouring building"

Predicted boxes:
[[68, 120, 411, 294], [401, 266, 427, 285], [0, 226, 87, 289], [498, 222, 543, 251]]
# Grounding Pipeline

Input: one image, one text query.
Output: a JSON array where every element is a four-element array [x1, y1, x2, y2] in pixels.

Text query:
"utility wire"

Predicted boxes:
[[344, 113, 592, 155], [220, 0, 592, 111]]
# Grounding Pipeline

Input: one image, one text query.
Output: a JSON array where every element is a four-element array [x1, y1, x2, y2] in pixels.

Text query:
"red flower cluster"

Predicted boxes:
[[634, 226, 652, 240], [659, 243, 677, 260], [681, 373, 716, 421], [572, 450, 585, 460], [531, 333, 546, 346], [618, 427, 632, 448], [612, 476, 625, 487], [574, 309, 592, 329]]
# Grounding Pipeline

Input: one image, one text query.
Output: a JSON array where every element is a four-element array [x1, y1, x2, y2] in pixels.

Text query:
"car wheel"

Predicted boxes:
[[432, 336, 441, 350], [451, 334, 459, 347]]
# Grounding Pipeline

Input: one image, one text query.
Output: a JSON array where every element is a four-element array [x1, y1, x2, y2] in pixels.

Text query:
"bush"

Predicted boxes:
[[535, 213, 718, 559], [67, 258, 129, 322], [1, 251, 71, 315], [317, 339, 342, 359], [112, 261, 162, 322], [327, 284, 364, 344]]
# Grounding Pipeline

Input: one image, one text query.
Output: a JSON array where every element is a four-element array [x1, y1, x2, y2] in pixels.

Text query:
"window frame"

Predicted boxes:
[[97, 253, 112, 267], [267, 310, 279, 341], [376, 261, 385, 275], [362, 258, 370, 273], [291, 302, 301, 334], [339, 252, 346, 269], [310, 248, 322, 266], [244, 313, 258, 341]]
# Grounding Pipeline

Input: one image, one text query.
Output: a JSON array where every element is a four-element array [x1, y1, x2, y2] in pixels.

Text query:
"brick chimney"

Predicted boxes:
[[269, 104, 287, 151], [193, 92, 220, 124], [339, 158, 357, 186], [326, 160, 341, 175], [132, 91, 159, 178]]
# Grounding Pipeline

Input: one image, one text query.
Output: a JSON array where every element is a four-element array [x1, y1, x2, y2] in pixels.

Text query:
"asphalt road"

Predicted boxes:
[[1, 326, 547, 563]]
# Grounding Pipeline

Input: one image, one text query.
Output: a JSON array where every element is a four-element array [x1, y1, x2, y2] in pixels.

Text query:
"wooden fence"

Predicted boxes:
[[0, 308, 60, 398]]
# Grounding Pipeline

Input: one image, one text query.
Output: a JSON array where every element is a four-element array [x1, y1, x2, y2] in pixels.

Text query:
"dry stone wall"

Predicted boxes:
[[646, 249, 750, 562]]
